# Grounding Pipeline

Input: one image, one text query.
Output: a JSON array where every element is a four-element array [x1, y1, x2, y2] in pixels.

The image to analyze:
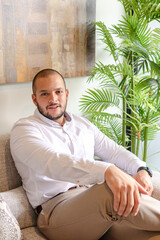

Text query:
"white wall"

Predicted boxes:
[[0, 0, 159, 170]]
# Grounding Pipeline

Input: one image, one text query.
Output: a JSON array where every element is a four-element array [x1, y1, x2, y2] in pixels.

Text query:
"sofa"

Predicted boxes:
[[0, 133, 160, 240], [0, 134, 47, 239]]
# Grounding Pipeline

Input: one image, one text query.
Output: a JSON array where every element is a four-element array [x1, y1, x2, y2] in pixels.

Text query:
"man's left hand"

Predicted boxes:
[[133, 170, 153, 196]]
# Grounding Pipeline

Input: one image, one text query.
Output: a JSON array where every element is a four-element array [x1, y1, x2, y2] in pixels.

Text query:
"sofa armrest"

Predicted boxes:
[[0, 186, 37, 229], [152, 170, 160, 201]]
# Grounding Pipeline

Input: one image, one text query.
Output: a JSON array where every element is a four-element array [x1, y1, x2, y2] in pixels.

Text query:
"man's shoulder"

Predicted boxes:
[[70, 113, 95, 129], [11, 112, 43, 135], [13, 114, 37, 127], [70, 113, 89, 123]]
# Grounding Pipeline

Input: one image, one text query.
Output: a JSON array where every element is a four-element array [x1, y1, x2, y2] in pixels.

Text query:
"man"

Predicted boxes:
[[10, 69, 160, 240]]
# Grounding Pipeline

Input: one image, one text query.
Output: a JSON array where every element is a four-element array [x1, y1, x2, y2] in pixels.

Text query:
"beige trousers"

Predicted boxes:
[[37, 183, 160, 240]]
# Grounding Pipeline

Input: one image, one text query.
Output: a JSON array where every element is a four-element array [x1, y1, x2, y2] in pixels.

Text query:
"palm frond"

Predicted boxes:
[[93, 21, 118, 61], [88, 62, 125, 98], [151, 28, 160, 46], [90, 112, 123, 144], [88, 62, 117, 84], [141, 126, 160, 141], [135, 77, 159, 96], [118, 0, 160, 22], [79, 88, 120, 113]]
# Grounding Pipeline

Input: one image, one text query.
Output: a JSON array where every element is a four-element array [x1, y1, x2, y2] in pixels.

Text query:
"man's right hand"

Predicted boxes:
[[104, 165, 148, 217]]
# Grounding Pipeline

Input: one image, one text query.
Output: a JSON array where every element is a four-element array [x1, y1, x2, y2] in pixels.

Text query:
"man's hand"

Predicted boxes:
[[105, 165, 149, 217], [133, 170, 153, 196]]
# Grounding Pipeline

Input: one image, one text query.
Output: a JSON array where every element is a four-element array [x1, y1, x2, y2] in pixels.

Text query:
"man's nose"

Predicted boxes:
[[49, 92, 57, 103]]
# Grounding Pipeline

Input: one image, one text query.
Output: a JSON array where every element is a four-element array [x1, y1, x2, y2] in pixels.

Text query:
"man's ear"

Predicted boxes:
[[66, 89, 69, 100], [32, 94, 37, 106]]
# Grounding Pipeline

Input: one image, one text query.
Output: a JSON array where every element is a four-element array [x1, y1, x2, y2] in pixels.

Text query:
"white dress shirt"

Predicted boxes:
[[10, 109, 145, 208]]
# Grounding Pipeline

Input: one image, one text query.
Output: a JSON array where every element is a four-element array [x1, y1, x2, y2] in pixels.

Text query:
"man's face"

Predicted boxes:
[[32, 73, 69, 125]]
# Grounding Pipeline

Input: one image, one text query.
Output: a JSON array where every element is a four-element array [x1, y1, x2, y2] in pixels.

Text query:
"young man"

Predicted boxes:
[[10, 69, 160, 240]]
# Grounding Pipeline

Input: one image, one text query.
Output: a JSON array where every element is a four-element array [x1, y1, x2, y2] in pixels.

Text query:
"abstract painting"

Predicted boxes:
[[0, 0, 96, 84]]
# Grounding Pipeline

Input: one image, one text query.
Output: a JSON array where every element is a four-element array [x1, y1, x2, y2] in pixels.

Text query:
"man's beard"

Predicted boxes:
[[37, 103, 66, 121]]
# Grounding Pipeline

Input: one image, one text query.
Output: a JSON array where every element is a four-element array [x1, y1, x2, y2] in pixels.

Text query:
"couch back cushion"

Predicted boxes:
[[0, 134, 21, 192], [0, 186, 37, 229]]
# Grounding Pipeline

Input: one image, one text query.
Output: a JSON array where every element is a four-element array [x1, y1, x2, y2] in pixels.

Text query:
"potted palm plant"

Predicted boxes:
[[80, 0, 160, 162]]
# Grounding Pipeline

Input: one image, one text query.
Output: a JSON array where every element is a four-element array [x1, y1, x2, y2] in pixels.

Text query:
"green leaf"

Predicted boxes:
[[79, 88, 120, 112]]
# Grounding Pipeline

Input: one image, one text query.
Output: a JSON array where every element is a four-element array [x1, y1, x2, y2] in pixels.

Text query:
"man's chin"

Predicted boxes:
[[37, 105, 65, 121], [45, 112, 64, 121]]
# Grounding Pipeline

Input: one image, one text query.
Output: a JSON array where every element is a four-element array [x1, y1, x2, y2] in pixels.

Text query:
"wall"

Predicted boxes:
[[0, 0, 159, 170]]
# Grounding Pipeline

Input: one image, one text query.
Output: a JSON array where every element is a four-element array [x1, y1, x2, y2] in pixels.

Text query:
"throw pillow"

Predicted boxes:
[[0, 196, 22, 240]]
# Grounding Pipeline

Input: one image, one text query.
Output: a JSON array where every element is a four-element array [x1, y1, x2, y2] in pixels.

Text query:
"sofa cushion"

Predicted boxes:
[[0, 186, 37, 229], [100, 223, 160, 240], [0, 196, 22, 240], [21, 226, 47, 239], [152, 170, 160, 201], [0, 134, 21, 192]]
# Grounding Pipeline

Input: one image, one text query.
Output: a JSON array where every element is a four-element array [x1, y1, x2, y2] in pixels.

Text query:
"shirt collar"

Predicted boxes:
[[34, 109, 72, 127]]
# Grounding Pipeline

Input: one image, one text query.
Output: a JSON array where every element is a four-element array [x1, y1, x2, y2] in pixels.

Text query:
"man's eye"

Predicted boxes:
[[41, 93, 48, 96], [56, 90, 63, 94]]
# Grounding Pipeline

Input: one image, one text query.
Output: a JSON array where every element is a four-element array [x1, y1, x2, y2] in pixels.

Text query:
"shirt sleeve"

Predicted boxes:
[[92, 122, 146, 176]]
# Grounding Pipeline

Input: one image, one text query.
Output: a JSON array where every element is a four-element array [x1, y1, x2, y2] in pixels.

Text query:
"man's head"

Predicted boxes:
[[32, 69, 69, 125]]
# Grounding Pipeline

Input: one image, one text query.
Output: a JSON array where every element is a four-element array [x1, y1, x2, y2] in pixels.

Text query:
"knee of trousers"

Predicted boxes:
[[88, 182, 119, 221]]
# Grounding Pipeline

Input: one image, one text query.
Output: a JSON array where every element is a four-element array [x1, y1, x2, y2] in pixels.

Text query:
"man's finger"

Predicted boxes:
[[123, 188, 134, 217], [132, 188, 140, 216], [113, 190, 120, 212], [117, 187, 127, 216], [138, 182, 149, 195]]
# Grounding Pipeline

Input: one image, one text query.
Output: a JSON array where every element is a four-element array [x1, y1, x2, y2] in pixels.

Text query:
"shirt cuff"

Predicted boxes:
[[90, 161, 114, 184]]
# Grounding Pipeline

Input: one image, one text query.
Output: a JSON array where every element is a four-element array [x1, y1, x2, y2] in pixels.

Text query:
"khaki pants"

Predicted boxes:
[[37, 183, 160, 240]]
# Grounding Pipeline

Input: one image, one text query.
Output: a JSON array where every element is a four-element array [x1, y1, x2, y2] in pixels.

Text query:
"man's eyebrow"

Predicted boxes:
[[39, 90, 48, 92], [39, 88, 63, 93], [39, 90, 49, 93]]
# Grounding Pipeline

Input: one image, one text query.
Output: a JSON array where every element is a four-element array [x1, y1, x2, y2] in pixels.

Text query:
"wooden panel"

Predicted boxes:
[[0, 0, 96, 84]]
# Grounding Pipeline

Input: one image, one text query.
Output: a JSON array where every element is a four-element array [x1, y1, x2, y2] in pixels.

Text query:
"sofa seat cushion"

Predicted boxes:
[[0, 186, 37, 229], [0, 196, 22, 240], [21, 226, 47, 239], [151, 170, 160, 201], [100, 223, 160, 240]]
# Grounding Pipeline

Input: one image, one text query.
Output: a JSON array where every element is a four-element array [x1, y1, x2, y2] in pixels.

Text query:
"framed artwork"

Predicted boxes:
[[0, 0, 96, 84]]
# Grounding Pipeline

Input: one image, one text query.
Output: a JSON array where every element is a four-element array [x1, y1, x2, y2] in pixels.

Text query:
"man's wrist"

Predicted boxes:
[[137, 166, 153, 177]]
